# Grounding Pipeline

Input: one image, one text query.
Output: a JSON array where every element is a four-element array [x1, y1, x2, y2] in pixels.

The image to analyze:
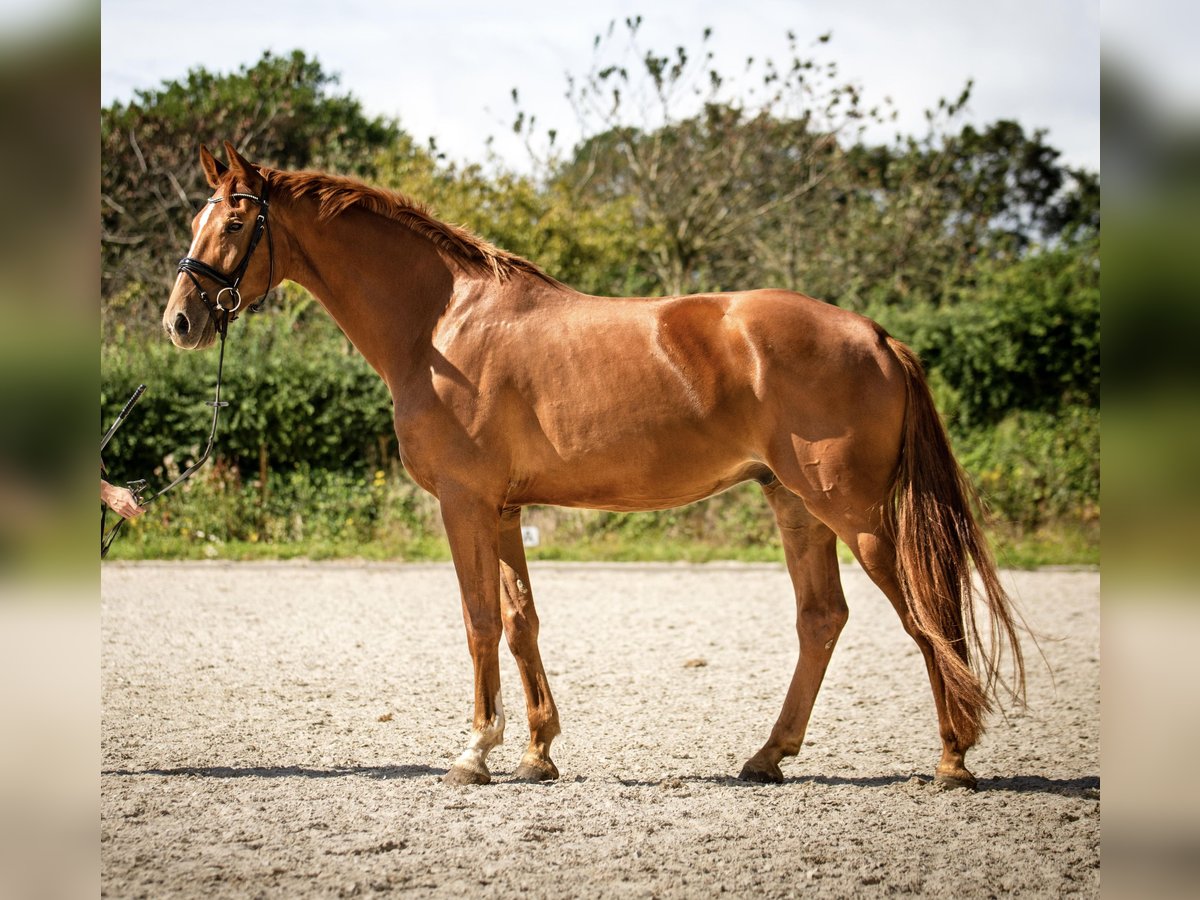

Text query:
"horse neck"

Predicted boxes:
[[273, 191, 458, 383]]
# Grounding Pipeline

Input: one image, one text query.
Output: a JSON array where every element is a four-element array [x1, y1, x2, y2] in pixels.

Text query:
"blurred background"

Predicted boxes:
[[0, 3, 98, 899], [1103, 1, 1200, 896]]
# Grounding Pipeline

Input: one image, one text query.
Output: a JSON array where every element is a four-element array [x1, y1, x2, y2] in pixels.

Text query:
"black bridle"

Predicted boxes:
[[176, 181, 274, 336], [101, 182, 274, 558]]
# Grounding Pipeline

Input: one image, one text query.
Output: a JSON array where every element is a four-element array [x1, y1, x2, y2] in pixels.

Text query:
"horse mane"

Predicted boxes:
[[265, 167, 559, 285]]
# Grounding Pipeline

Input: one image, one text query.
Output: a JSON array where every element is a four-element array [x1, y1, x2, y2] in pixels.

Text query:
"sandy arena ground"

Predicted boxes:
[[101, 561, 1099, 897]]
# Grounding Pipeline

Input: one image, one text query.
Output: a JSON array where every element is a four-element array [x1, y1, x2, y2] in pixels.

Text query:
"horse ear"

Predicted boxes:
[[223, 140, 264, 193], [199, 144, 227, 189]]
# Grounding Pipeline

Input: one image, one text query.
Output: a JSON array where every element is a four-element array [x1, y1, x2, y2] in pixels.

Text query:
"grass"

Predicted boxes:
[[102, 463, 1097, 569], [108, 504, 1097, 570], [987, 523, 1100, 570]]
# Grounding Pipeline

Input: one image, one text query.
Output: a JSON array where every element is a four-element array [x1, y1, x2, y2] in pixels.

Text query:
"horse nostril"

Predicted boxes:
[[174, 313, 190, 336]]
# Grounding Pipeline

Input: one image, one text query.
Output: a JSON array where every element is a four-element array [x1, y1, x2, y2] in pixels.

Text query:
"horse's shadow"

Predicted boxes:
[[617, 772, 1100, 798], [101, 764, 446, 781], [101, 766, 1098, 798], [802, 773, 1099, 797], [973, 774, 1099, 797]]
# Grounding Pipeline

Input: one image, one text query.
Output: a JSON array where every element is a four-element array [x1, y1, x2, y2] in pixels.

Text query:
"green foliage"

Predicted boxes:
[[804, 117, 1100, 311], [106, 463, 446, 562], [957, 405, 1100, 530], [101, 311, 394, 481], [102, 50, 401, 322], [373, 139, 650, 296], [870, 240, 1100, 428]]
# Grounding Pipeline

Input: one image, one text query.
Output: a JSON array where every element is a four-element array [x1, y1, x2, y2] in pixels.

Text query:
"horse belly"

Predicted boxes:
[[516, 452, 766, 511], [509, 398, 768, 511]]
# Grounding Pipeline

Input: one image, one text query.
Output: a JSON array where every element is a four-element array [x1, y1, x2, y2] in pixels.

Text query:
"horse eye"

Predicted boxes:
[[226, 221, 244, 234]]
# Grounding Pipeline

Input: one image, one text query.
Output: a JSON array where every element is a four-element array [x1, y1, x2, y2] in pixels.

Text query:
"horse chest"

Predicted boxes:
[[390, 401, 507, 499]]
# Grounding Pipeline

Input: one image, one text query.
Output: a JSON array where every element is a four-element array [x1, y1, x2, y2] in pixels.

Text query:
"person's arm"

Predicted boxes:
[[101, 479, 145, 518]]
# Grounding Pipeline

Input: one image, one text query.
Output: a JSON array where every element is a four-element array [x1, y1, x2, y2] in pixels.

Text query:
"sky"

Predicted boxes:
[[100, 0, 1100, 173]]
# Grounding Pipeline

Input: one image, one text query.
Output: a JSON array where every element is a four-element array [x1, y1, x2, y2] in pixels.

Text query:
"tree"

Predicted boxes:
[[101, 50, 401, 323], [746, 105, 1102, 310], [372, 135, 648, 297], [515, 23, 1098, 309], [516, 19, 891, 296]]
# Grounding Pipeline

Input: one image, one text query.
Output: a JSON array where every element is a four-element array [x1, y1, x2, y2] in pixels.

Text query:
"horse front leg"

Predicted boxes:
[[440, 491, 506, 786], [498, 506, 561, 781]]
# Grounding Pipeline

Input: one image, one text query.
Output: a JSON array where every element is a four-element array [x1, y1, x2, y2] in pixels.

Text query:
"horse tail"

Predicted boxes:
[[885, 336, 1026, 746]]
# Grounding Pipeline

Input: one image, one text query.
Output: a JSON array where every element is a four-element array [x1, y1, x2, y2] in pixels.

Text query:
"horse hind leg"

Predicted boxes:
[[498, 506, 561, 781], [739, 482, 848, 783], [846, 521, 979, 788], [761, 460, 981, 788]]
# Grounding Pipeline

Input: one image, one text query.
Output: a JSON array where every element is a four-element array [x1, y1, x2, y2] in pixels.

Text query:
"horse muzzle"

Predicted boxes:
[[164, 299, 218, 350]]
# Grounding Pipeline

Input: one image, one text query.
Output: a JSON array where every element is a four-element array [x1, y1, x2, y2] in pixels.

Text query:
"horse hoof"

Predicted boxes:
[[933, 768, 977, 791], [738, 760, 783, 784], [443, 764, 490, 786], [512, 758, 559, 782]]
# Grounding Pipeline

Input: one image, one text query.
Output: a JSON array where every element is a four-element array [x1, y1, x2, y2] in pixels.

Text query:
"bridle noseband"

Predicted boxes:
[[177, 182, 274, 336]]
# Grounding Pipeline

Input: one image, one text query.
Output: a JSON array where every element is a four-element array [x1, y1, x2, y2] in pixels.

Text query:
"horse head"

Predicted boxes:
[[163, 141, 274, 349]]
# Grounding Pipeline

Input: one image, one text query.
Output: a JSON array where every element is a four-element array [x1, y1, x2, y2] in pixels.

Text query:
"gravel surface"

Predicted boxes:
[[101, 561, 1099, 898]]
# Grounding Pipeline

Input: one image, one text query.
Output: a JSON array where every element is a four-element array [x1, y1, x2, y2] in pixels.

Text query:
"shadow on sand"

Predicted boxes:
[[614, 772, 1099, 797], [101, 764, 446, 781], [101, 766, 1098, 797]]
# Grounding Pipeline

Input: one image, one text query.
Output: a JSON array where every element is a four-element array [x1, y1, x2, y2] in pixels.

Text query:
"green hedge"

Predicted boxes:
[[101, 310, 394, 484], [957, 404, 1099, 529], [868, 242, 1100, 429]]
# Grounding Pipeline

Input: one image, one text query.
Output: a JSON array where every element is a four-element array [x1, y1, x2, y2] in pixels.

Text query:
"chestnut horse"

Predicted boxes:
[[163, 142, 1025, 788]]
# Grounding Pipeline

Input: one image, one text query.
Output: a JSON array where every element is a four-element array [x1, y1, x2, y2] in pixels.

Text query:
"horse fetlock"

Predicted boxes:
[[474, 691, 506, 744], [446, 692, 506, 786]]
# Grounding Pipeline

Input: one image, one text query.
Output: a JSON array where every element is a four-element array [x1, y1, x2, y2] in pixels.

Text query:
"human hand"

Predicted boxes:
[[101, 480, 146, 518]]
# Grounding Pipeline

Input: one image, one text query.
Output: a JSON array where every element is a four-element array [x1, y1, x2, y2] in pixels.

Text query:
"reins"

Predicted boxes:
[[101, 181, 274, 558]]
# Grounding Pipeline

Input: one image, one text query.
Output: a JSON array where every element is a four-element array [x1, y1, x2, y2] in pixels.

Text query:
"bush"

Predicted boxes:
[[101, 309, 395, 484], [956, 404, 1100, 531], [869, 242, 1100, 429], [107, 463, 445, 561]]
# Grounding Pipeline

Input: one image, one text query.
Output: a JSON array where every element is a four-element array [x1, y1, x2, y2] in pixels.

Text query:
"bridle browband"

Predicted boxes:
[[176, 180, 274, 336]]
